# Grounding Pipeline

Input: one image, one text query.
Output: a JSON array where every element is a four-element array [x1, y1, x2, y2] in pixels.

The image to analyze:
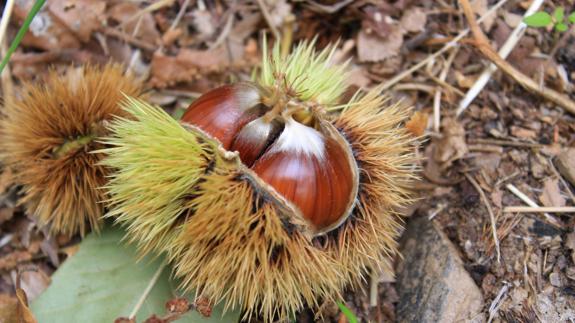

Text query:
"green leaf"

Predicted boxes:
[[553, 7, 565, 22], [31, 226, 241, 323], [556, 22, 568, 32], [0, 0, 46, 74], [524, 12, 553, 27], [568, 12, 575, 23], [337, 302, 358, 323]]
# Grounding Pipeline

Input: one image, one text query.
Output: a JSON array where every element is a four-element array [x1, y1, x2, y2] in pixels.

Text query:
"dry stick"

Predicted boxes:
[[0, 0, 15, 50], [433, 47, 459, 132], [101, 27, 156, 52], [256, 0, 280, 39], [505, 184, 562, 227], [504, 206, 575, 213], [465, 173, 501, 264], [456, 0, 545, 116], [169, 0, 191, 31], [128, 262, 167, 320], [458, 0, 575, 115], [379, 0, 509, 91]]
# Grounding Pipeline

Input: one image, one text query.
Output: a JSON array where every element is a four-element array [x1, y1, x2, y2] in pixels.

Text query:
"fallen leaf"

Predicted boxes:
[[16, 288, 37, 323], [556, 148, 575, 186], [0, 251, 32, 271], [405, 111, 429, 137], [433, 118, 468, 168], [14, 3, 81, 51], [108, 3, 161, 46], [0, 294, 19, 323], [149, 43, 244, 88], [510, 126, 537, 140], [470, 0, 495, 30], [539, 178, 566, 207], [48, 0, 106, 42], [12, 270, 51, 302], [400, 7, 427, 33], [357, 27, 404, 62]]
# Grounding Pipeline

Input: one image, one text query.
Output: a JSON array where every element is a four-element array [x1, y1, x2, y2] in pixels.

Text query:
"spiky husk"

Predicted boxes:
[[101, 88, 417, 320], [258, 38, 348, 106], [0, 64, 143, 236]]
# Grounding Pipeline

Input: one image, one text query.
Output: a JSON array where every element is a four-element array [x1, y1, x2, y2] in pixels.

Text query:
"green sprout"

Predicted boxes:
[[524, 6, 575, 32]]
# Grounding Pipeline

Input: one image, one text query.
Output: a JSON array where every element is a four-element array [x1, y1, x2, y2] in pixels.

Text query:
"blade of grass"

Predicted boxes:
[[336, 301, 358, 323], [0, 0, 46, 74]]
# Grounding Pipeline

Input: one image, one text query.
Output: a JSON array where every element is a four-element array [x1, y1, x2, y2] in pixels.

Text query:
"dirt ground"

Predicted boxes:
[[0, 0, 574, 322]]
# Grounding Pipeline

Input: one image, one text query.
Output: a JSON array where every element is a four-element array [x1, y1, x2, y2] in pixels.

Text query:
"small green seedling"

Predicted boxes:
[[337, 301, 359, 323], [524, 7, 575, 32]]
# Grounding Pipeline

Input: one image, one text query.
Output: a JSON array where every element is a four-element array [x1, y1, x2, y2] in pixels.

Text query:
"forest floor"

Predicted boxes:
[[0, 0, 574, 322]]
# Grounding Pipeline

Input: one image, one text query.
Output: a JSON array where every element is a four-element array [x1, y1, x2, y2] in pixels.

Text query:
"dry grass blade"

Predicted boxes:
[[465, 173, 501, 264]]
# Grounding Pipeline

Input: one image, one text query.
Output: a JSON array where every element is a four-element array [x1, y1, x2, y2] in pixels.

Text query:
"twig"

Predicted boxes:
[[304, 0, 354, 14], [465, 173, 501, 263], [168, 0, 190, 31], [0, 0, 15, 51], [505, 184, 562, 227], [256, 0, 280, 39], [504, 206, 575, 213], [458, 0, 575, 115], [487, 282, 510, 323], [468, 138, 543, 148], [101, 27, 156, 52], [379, 0, 508, 91], [209, 8, 235, 49], [129, 262, 167, 320], [120, 0, 175, 29], [433, 47, 458, 132], [457, 0, 545, 115]]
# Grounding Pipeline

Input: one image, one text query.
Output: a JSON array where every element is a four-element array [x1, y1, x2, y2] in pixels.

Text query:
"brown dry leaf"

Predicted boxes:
[[433, 118, 468, 168], [556, 148, 575, 186], [539, 178, 566, 208], [149, 43, 244, 88], [503, 12, 523, 28], [48, 0, 106, 42], [400, 7, 427, 33], [405, 111, 429, 137], [357, 27, 404, 62], [162, 28, 183, 47], [15, 288, 37, 323], [510, 126, 537, 140], [470, 0, 495, 30], [454, 70, 477, 89], [0, 294, 18, 323], [108, 3, 161, 46], [0, 252, 32, 271], [14, 3, 81, 51], [13, 270, 51, 302]]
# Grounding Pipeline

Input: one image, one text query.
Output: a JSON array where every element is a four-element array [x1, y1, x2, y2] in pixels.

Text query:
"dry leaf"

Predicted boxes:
[[14, 3, 81, 51], [400, 7, 427, 33], [48, 0, 106, 42], [12, 270, 51, 302], [108, 3, 161, 46], [433, 118, 468, 168], [149, 43, 244, 88], [0, 252, 32, 271], [357, 27, 404, 62], [16, 288, 37, 323], [0, 294, 19, 323], [539, 178, 566, 207], [470, 0, 495, 30], [405, 111, 429, 137]]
